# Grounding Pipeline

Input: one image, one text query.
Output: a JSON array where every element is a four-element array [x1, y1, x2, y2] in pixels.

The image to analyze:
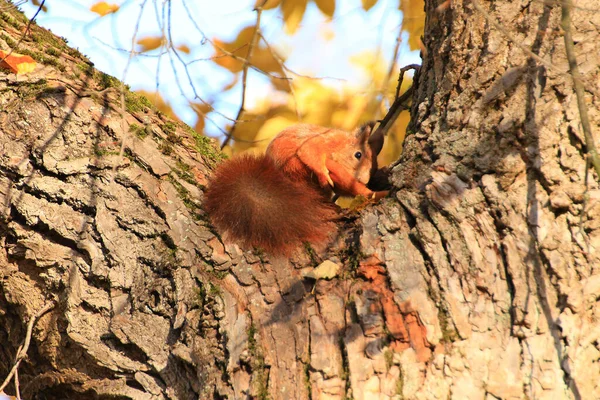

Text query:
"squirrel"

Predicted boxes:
[[204, 123, 389, 255]]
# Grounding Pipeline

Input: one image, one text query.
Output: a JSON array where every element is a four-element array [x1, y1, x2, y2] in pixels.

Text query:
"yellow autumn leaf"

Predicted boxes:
[[212, 26, 284, 76], [191, 101, 214, 133], [304, 260, 341, 280], [32, 0, 48, 12], [399, 0, 425, 50], [281, 0, 308, 34], [176, 44, 190, 54], [313, 0, 335, 18], [221, 76, 240, 92], [190, 101, 213, 117], [251, 47, 284, 77], [90, 1, 120, 16], [350, 50, 388, 87], [253, 115, 296, 150], [137, 90, 177, 118], [136, 36, 164, 52], [224, 103, 297, 154], [332, 95, 368, 130], [256, 0, 282, 10], [0, 51, 36, 74], [293, 80, 339, 126], [361, 0, 378, 11], [212, 38, 243, 73]]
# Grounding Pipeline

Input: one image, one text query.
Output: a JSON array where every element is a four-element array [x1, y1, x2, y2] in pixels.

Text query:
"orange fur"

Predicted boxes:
[[204, 124, 388, 255], [204, 154, 337, 255]]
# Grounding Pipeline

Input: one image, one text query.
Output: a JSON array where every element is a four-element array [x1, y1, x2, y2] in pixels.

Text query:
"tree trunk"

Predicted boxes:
[[1, 0, 599, 399]]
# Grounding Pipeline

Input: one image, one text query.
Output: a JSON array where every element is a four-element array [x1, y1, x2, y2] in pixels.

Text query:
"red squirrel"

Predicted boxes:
[[204, 123, 389, 255]]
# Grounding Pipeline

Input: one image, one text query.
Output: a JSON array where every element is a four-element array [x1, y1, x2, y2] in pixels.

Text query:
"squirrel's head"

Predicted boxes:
[[332, 122, 382, 186]]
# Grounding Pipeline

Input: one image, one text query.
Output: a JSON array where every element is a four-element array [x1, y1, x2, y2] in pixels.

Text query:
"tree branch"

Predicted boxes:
[[374, 64, 419, 140], [0, 301, 55, 394], [560, 0, 600, 181], [221, 1, 267, 150]]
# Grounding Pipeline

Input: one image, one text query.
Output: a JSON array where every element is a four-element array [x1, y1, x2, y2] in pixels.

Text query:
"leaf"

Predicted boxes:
[[211, 26, 285, 76], [251, 46, 285, 77], [191, 101, 213, 133], [313, 0, 335, 18], [304, 260, 340, 280], [90, 2, 120, 16], [399, 0, 425, 50], [361, 0, 378, 11], [256, 0, 282, 10], [212, 26, 256, 73], [137, 90, 176, 118], [293, 79, 339, 125], [31, 0, 48, 12], [350, 50, 388, 87], [0, 51, 36, 74], [254, 115, 296, 145], [281, 0, 308, 34], [212, 39, 242, 73], [176, 44, 190, 54], [221, 76, 240, 93], [136, 36, 164, 52]]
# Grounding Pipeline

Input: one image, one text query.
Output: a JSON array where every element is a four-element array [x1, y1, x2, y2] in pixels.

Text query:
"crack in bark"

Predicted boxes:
[[8, 204, 92, 267], [478, 178, 517, 330], [113, 173, 169, 221], [399, 200, 460, 342], [21, 181, 97, 217]]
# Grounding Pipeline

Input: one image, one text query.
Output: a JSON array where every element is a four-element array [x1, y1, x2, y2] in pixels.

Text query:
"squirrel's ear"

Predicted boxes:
[[355, 121, 375, 142], [355, 121, 385, 156], [362, 121, 385, 157]]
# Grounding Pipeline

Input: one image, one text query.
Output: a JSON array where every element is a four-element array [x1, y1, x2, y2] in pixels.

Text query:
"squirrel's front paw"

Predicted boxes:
[[317, 170, 335, 189]]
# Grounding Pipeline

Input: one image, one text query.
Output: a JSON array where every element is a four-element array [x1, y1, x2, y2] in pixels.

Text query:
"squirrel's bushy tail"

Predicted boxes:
[[204, 154, 338, 255]]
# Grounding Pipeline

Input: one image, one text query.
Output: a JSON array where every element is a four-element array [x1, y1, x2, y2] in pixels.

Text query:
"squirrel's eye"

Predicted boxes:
[[354, 151, 362, 159]]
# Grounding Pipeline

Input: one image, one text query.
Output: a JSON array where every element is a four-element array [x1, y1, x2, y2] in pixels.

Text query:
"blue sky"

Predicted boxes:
[[21, 0, 419, 138]]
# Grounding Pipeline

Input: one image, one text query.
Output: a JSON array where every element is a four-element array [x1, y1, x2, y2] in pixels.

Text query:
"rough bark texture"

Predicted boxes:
[[1, 0, 599, 399], [390, 0, 600, 398], [0, 3, 230, 398]]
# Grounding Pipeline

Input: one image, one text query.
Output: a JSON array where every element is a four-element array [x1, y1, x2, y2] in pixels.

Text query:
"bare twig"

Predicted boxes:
[[221, 1, 267, 150], [166, 2, 234, 132], [14, 368, 19, 399], [259, 32, 300, 121], [375, 85, 414, 140], [0, 302, 55, 394], [370, 65, 419, 153], [181, 0, 342, 139], [185, 41, 291, 83], [394, 64, 420, 100], [181, 0, 281, 85], [561, 0, 600, 181]]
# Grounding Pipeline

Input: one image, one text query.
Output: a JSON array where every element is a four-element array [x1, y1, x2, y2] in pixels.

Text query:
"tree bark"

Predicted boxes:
[[1, 0, 599, 399]]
